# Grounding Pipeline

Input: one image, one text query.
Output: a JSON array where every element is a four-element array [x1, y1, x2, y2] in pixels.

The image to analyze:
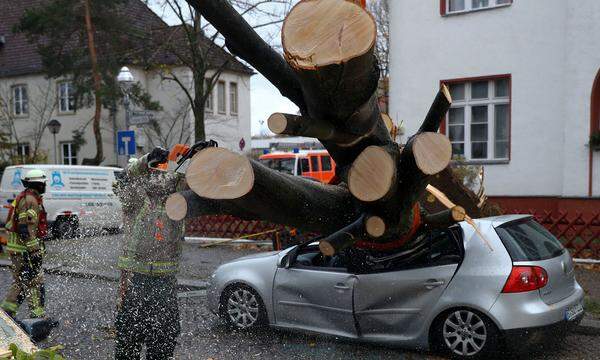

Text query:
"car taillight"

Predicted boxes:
[[502, 266, 548, 293]]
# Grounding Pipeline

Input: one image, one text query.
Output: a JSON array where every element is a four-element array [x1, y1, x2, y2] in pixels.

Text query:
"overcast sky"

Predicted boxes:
[[148, 1, 299, 136]]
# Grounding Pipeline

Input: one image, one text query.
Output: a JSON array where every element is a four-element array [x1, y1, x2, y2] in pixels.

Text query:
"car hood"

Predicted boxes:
[[228, 251, 280, 263]]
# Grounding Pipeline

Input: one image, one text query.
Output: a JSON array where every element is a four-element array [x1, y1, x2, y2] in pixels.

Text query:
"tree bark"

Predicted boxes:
[[82, 0, 103, 165], [176, 147, 360, 234], [186, 0, 306, 111]]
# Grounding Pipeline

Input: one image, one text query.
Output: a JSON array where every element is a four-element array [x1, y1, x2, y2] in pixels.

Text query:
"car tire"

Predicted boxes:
[[432, 308, 500, 359], [220, 284, 267, 330]]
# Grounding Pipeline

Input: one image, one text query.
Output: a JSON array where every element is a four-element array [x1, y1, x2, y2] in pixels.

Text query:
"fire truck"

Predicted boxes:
[[258, 150, 336, 183]]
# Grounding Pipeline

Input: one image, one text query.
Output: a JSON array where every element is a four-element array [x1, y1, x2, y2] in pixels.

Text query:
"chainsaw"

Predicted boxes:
[[148, 140, 218, 173]]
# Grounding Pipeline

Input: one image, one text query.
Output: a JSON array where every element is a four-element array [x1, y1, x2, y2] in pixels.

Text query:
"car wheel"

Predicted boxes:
[[434, 309, 499, 359], [220, 284, 267, 330]]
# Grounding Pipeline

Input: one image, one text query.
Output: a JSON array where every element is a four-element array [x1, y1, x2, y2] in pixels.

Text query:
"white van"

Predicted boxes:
[[0, 165, 122, 237]]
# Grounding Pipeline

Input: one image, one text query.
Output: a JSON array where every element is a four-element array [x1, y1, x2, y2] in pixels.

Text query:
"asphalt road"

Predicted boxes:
[[1, 269, 599, 359], [43, 233, 260, 280], [1, 234, 599, 359]]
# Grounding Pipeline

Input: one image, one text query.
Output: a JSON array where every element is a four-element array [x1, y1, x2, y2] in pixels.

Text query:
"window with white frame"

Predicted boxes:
[[62, 142, 77, 165], [445, 0, 511, 14], [217, 81, 226, 114], [229, 82, 238, 115], [16, 143, 30, 158], [12, 85, 28, 116], [204, 79, 213, 111], [58, 81, 75, 113], [444, 77, 510, 161]]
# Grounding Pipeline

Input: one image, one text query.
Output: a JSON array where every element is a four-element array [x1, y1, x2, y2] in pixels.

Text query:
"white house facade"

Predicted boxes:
[[0, 0, 252, 169], [389, 0, 600, 213]]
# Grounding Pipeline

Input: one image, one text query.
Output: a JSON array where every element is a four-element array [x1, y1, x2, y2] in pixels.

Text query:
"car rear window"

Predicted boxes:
[[495, 219, 565, 261]]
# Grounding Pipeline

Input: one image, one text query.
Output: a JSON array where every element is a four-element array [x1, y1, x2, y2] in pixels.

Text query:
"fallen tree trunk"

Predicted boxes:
[[179, 0, 458, 255], [168, 147, 360, 234]]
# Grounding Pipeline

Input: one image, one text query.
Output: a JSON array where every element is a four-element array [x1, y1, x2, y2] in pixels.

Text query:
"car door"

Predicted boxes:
[[272, 246, 358, 338], [353, 229, 463, 341]]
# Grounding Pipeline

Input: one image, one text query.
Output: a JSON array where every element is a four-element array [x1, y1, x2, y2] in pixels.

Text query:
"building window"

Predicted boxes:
[[442, 0, 512, 15], [16, 143, 30, 158], [229, 82, 238, 115], [58, 81, 75, 113], [204, 79, 213, 111], [443, 76, 510, 161], [217, 81, 226, 114], [62, 142, 77, 165], [11, 85, 28, 116]]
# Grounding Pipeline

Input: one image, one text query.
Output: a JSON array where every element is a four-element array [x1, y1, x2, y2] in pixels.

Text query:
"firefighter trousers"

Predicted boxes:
[[1, 251, 45, 318], [114, 272, 180, 360]]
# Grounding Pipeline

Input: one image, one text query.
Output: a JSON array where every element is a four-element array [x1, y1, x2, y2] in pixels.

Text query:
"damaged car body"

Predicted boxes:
[[206, 215, 585, 358]]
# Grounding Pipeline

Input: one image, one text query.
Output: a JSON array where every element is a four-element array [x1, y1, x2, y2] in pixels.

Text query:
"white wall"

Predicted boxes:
[[390, 0, 599, 197], [0, 66, 252, 169], [0, 74, 119, 166]]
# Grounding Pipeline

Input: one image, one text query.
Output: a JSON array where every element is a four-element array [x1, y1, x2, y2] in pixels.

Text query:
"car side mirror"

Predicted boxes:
[[278, 247, 298, 268], [278, 254, 289, 268]]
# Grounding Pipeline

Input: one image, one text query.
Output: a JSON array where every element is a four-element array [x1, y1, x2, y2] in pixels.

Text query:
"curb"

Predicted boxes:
[[0, 259, 208, 290], [575, 317, 600, 336]]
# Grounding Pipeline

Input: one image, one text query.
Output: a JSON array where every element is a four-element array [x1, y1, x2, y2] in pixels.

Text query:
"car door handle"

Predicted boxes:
[[424, 280, 445, 289], [334, 283, 350, 290]]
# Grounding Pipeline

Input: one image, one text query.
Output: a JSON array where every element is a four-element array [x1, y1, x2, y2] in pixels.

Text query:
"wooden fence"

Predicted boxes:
[[187, 211, 600, 258]]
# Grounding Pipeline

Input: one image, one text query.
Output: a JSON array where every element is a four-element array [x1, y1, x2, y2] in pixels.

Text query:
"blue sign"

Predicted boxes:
[[117, 130, 136, 156]]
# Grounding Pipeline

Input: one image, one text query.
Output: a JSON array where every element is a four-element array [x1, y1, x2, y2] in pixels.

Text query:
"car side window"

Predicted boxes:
[[300, 158, 310, 173], [310, 156, 320, 172], [291, 245, 348, 272], [321, 156, 332, 171], [426, 228, 463, 266]]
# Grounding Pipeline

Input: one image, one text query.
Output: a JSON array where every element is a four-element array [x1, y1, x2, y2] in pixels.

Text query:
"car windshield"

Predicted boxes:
[[259, 158, 295, 175], [495, 219, 565, 261]]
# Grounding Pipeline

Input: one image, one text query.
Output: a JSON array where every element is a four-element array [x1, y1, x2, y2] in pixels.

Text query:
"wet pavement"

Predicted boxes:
[[1, 268, 599, 359], [43, 233, 260, 280], [1, 234, 599, 359]]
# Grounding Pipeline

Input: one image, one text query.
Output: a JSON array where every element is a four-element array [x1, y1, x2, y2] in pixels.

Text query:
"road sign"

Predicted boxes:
[[117, 130, 136, 156], [129, 110, 156, 126]]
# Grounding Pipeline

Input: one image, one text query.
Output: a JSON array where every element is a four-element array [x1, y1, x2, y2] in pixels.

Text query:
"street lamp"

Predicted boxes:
[[47, 119, 61, 164], [117, 66, 134, 130]]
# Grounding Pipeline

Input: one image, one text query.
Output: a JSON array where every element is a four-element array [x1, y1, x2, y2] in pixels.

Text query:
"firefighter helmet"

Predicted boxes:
[[22, 169, 47, 183]]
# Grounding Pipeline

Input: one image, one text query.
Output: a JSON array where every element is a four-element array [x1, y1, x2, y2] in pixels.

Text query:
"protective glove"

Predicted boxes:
[[147, 147, 169, 166], [189, 139, 218, 155]]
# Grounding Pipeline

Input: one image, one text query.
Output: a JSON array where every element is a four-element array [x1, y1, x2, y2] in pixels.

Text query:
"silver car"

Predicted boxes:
[[207, 215, 585, 358]]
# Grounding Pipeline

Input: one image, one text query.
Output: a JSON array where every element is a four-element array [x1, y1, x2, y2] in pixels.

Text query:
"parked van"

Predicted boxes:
[[0, 165, 122, 237], [259, 150, 336, 183]]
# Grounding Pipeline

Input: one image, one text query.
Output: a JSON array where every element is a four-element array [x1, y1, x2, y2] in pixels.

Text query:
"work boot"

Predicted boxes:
[[18, 317, 59, 342]]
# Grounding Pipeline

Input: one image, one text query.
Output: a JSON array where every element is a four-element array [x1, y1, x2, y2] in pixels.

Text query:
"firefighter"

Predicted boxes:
[[1, 169, 48, 319], [114, 142, 215, 360]]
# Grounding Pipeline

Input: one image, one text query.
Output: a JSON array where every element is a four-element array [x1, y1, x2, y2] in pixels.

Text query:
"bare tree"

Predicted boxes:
[[367, 0, 389, 78], [0, 80, 57, 164], [147, 0, 294, 142], [143, 99, 192, 148]]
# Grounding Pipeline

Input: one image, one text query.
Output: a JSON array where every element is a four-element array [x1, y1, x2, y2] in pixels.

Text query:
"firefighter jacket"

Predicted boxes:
[[4, 188, 47, 254], [116, 155, 186, 276]]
